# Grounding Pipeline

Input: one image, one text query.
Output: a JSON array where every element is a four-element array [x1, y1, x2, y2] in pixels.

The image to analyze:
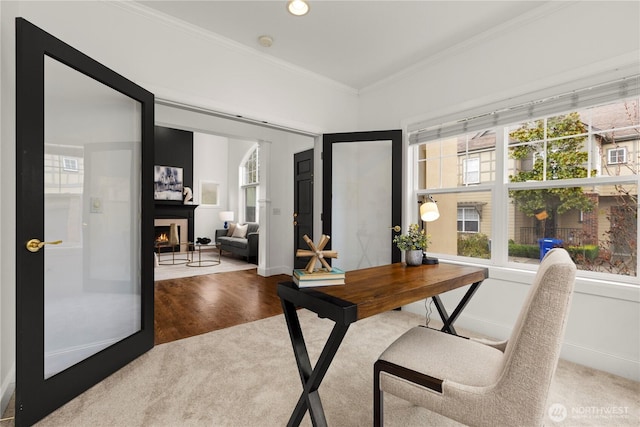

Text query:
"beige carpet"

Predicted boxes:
[[154, 252, 256, 281], [32, 310, 639, 426]]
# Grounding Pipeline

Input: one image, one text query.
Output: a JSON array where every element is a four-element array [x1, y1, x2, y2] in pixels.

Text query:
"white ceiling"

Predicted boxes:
[[136, 1, 546, 90]]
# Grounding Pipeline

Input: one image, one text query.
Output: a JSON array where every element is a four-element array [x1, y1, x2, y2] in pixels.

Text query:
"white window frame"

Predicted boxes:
[[240, 145, 260, 223], [607, 147, 627, 164], [457, 206, 480, 232], [62, 157, 78, 172], [463, 157, 480, 184]]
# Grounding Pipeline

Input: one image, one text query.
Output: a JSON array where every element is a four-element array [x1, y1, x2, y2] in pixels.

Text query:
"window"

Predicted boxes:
[[458, 207, 479, 232], [608, 147, 627, 164], [410, 78, 639, 280], [241, 146, 259, 222], [417, 131, 496, 189], [62, 157, 78, 172], [463, 158, 480, 184]]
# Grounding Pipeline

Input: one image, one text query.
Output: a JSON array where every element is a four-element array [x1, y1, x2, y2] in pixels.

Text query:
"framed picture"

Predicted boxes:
[[200, 181, 220, 206], [154, 165, 183, 201]]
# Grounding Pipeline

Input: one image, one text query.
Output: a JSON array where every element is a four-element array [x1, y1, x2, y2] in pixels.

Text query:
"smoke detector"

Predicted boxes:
[[258, 35, 274, 48]]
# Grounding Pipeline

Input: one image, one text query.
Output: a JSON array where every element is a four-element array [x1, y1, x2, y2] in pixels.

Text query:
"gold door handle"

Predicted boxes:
[[390, 225, 401, 232], [26, 239, 62, 253]]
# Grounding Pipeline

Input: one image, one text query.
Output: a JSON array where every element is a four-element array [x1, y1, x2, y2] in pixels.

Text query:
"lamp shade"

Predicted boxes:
[[420, 202, 440, 222], [219, 211, 234, 222]]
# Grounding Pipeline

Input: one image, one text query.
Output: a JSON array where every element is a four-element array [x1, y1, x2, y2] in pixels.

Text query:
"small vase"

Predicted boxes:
[[405, 249, 423, 266]]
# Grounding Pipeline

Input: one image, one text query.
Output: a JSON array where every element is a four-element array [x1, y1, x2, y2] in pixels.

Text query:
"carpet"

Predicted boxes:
[[36, 311, 639, 426], [154, 252, 256, 281]]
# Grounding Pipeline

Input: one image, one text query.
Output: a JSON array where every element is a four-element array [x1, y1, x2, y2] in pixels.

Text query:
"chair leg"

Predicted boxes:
[[374, 359, 443, 426], [374, 360, 383, 427]]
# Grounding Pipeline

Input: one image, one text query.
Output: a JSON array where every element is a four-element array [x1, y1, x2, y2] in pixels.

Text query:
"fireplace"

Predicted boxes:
[[154, 218, 189, 253]]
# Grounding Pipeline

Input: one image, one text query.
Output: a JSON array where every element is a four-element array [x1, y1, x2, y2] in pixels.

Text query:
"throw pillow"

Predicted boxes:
[[226, 222, 237, 236], [232, 223, 248, 238]]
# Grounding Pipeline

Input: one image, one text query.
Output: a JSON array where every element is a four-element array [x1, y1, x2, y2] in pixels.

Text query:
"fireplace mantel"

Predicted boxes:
[[154, 204, 199, 244]]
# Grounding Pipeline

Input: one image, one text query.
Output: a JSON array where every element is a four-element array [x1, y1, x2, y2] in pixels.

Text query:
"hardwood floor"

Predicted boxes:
[[154, 268, 290, 345]]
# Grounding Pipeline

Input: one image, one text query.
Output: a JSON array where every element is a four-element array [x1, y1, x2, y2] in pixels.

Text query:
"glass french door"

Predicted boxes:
[[15, 18, 154, 426], [322, 130, 402, 270]]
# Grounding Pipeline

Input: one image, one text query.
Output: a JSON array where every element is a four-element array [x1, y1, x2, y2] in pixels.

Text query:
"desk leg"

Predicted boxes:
[[281, 299, 350, 427], [432, 281, 482, 335]]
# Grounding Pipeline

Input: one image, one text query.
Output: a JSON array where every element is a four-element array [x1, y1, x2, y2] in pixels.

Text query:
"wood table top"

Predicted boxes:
[[278, 262, 488, 322]]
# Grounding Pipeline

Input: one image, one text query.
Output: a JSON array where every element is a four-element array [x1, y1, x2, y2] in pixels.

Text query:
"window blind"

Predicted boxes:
[[408, 75, 640, 145]]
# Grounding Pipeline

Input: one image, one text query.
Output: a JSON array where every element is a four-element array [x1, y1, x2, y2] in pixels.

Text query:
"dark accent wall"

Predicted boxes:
[[154, 126, 194, 197], [154, 126, 196, 243]]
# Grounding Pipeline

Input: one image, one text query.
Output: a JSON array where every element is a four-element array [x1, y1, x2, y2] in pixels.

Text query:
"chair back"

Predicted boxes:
[[498, 248, 576, 423]]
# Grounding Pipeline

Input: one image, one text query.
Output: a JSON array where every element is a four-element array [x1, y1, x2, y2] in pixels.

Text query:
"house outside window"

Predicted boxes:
[[241, 146, 259, 222], [462, 158, 480, 184], [457, 207, 479, 232], [410, 81, 638, 281], [607, 147, 627, 164]]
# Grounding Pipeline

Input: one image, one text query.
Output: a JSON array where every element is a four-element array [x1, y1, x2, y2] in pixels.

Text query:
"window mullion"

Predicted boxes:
[[494, 128, 508, 263]]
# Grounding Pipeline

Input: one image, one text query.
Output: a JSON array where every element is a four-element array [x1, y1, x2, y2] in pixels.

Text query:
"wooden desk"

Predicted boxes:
[[277, 262, 488, 427]]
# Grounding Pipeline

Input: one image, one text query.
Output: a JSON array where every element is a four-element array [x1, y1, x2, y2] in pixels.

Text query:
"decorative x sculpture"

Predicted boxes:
[[296, 234, 338, 273]]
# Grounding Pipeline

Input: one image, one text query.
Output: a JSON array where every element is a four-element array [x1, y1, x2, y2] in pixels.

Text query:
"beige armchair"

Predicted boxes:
[[374, 248, 576, 426]]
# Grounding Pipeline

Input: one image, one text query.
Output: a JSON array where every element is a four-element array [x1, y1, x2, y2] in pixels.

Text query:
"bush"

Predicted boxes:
[[566, 245, 599, 262], [508, 243, 539, 259], [457, 233, 490, 259]]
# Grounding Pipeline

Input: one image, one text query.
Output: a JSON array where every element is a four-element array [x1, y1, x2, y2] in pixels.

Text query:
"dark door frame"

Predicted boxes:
[[15, 18, 155, 426], [322, 130, 402, 264]]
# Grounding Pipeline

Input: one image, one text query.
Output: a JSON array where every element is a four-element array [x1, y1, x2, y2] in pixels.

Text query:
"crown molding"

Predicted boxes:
[[361, 1, 575, 94]]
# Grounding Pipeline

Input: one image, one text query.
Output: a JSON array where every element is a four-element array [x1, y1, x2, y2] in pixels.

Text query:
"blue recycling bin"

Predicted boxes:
[[538, 238, 563, 261]]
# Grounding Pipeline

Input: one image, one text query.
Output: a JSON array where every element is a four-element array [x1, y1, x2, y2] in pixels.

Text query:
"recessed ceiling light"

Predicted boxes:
[[258, 35, 274, 47], [287, 0, 309, 16]]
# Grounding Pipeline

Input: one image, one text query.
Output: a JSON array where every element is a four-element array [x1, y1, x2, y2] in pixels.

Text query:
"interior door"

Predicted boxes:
[[294, 149, 314, 269], [15, 18, 154, 426], [322, 130, 402, 270]]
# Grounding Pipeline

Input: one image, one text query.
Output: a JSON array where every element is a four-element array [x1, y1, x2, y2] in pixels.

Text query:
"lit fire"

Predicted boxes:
[[156, 233, 169, 243]]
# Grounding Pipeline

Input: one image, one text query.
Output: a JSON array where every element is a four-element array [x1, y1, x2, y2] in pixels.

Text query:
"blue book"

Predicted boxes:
[[293, 267, 346, 280]]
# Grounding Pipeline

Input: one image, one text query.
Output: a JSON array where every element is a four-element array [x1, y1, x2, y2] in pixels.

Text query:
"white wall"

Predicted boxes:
[[359, 1, 640, 380], [359, 1, 640, 130], [193, 133, 229, 239]]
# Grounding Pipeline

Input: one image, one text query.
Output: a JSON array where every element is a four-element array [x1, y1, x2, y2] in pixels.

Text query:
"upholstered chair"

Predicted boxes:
[[374, 248, 576, 426]]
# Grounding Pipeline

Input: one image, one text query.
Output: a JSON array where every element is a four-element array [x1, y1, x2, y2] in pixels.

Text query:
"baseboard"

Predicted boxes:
[[560, 341, 640, 382], [1, 363, 15, 416], [258, 264, 292, 277]]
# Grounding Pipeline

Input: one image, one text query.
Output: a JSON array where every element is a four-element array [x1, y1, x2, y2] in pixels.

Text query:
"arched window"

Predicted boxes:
[[241, 145, 259, 222]]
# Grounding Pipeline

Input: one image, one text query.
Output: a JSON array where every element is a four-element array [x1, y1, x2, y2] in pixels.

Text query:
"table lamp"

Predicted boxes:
[[219, 211, 234, 229], [419, 195, 440, 264]]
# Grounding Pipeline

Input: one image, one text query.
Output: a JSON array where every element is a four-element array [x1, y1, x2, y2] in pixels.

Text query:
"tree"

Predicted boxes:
[[509, 112, 595, 236]]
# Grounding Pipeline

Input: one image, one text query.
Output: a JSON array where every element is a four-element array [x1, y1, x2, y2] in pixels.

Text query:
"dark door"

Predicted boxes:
[[322, 130, 402, 269], [15, 18, 154, 426], [294, 149, 314, 269]]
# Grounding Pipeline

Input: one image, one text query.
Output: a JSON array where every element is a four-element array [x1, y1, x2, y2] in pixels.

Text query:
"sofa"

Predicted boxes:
[[215, 222, 259, 264]]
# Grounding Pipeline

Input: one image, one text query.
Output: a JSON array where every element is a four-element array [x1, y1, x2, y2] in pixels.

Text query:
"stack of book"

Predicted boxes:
[[292, 267, 346, 287]]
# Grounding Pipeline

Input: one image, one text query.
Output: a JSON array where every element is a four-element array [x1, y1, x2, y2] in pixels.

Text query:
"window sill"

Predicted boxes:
[[440, 258, 639, 303]]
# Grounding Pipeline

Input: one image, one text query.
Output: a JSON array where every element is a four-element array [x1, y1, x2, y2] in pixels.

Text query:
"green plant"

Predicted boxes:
[[457, 233, 490, 259], [508, 243, 540, 259], [509, 112, 595, 232], [566, 245, 600, 262], [393, 224, 430, 251]]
